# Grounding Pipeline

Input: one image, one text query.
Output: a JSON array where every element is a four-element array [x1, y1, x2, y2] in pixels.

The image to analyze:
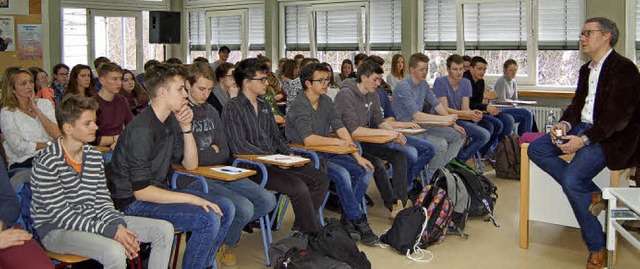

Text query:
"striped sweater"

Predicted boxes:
[[30, 139, 125, 240]]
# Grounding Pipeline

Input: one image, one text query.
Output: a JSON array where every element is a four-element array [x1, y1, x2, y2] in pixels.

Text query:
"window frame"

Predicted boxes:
[[307, 2, 369, 57], [205, 9, 248, 60], [87, 10, 144, 72]]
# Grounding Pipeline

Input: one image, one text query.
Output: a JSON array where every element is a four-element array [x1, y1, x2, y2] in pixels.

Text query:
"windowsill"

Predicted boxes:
[[517, 85, 575, 98]]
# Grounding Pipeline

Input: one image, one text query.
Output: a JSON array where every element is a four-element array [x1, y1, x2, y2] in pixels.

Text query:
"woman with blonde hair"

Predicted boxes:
[[387, 54, 406, 90], [120, 69, 149, 116], [0, 69, 60, 169]]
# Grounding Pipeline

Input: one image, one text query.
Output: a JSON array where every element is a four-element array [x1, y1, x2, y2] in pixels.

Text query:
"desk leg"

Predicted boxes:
[[606, 195, 617, 269], [519, 145, 530, 249]]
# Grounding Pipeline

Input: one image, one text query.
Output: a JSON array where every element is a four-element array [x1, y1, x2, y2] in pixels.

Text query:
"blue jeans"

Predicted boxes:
[[423, 126, 465, 178], [320, 153, 371, 221], [527, 122, 606, 252], [123, 189, 234, 269], [388, 135, 435, 189], [502, 107, 533, 135], [478, 113, 514, 155], [456, 120, 490, 162], [185, 178, 276, 247]]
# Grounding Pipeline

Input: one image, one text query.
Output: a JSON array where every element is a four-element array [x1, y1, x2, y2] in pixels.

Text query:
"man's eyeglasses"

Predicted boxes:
[[249, 77, 268, 83], [579, 29, 602, 38], [311, 79, 331, 84]]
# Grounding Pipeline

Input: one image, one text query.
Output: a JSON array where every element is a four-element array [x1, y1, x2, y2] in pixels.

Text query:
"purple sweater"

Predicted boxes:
[[93, 93, 133, 145]]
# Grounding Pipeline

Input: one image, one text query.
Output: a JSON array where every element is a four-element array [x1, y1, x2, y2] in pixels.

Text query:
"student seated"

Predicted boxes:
[[392, 53, 466, 178], [93, 63, 133, 150], [29, 67, 55, 105], [175, 63, 276, 266], [120, 69, 149, 116], [51, 63, 69, 104], [222, 58, 329, 235], [284, 58, 319, 110], [463, 56, 514, 156], [433, 54, 490, 162], [365, 56, 435, 190], [285, 63, 378, 244], [93, 56, 111, 92], [106, 64, 233, 269], [493, 59, 534, 135], [30, 95, 174, 269], [208, 62, 238, 114], [1, 69, 61, 170], [333, 61, 410, 217], [63, 64, 95, 98], [0, 160, 52, 269]]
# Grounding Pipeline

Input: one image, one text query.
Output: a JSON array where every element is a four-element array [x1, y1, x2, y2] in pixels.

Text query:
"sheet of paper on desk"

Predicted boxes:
[[211, 166, 251, 174], [505, 99, 537, 105], [394, 128, 424, 134], [257, 154, 309, 164], [413, 120, 451, 125]]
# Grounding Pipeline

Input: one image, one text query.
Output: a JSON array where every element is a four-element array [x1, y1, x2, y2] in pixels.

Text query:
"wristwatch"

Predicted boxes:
[[581, 135, 591, 146]]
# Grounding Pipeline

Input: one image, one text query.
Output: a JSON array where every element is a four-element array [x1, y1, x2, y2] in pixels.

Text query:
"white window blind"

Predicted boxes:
[[424, 0, 456, 50], [538, 0, 581, 49], [249, 7, 265, 50], [370, 0, 401, 50], [315, 9, 360, 51], [285, 5, 309, 50], [210, 15, 242, 51], [189, 11, 206, 50], [635, 0, 640, 47], [463, 0, 527, 50], [63, 8, 88, 67]]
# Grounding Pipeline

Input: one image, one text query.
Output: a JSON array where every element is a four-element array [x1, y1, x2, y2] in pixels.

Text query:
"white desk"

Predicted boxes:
[[519, 143, 630, 248], [603, 187, 640, 269]]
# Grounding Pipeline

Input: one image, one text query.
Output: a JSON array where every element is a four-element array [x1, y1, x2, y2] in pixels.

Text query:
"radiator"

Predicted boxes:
[[519, 105, 564, 132]]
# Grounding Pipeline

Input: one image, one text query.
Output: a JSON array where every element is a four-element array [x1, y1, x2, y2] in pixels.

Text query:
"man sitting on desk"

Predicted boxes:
[[528, 17, 640, 269], [222, 58, 329, 236], [285, 63, 378, 244], [172, 62, 276, 266]]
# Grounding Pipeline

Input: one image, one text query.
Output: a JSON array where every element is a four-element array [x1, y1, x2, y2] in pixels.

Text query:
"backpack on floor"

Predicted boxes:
[[275, 248, 352, 269], [490, 134, 521, 180], [307, 219, 371, 269], [432, 168, 470, 238], [446, 159, 500, 227], [380, 205, 434, 263], [269, 232, 310, 267], [414, 185, 453, 248]]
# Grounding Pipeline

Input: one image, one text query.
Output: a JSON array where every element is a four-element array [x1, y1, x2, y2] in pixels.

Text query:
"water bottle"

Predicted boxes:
[[545, 111, 556, 133]]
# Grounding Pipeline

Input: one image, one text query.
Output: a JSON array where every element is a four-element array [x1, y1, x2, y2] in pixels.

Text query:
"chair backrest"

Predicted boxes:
[[16, 182, 41, 243]]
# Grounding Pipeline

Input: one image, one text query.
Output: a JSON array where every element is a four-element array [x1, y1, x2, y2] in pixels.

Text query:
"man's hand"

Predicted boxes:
[[471, 110, 483, 122], [557, 135, 584, 154], [110, 135, 120, 150], [113, 226, 140, 259], [550, 122, 570, 142], [486, 105, 500, 116], [334, 139, 355, 148], [0, 229, 32, 250], [174, 105, 194, 131], [355, 155, 374, 172], [395, 132, 407, 146], [189, 195, 223, 216], [443, 114, 458, 122], [453, 124, 467, 138]]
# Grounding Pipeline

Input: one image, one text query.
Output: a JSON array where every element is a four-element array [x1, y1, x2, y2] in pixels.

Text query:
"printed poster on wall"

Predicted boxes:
[[17, 24, 42, 60], [0, 15, 14, 51]]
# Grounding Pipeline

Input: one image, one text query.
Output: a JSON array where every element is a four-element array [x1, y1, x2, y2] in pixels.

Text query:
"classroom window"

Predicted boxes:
[[62, 8, 88, 67]]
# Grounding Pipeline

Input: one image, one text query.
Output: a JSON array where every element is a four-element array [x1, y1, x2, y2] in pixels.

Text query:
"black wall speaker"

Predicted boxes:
[[149, 11, 181, 44]]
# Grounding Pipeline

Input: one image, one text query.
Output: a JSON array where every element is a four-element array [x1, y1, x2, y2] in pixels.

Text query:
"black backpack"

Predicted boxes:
[[446, 159, 500, 227], [275, 248, 352, 269], [307, 219, 371, 269], [490, 134, 521, 180], [380, 205, 427, 255], [432, 168, 470, 238]]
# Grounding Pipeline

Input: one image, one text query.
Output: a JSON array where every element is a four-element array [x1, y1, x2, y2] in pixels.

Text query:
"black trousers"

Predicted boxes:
[[250, 163, 329, 234], [361, 143, 408, 208]]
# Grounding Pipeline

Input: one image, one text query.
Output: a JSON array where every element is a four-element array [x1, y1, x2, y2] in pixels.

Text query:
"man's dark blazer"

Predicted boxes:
[[560, 50, 640, 170]]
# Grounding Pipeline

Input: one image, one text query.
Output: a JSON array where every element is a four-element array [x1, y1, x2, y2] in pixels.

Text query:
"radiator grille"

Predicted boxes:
[[519, 105, 564, 132]]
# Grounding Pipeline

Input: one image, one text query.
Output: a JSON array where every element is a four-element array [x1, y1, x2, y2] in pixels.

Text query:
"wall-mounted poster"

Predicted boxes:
[[18, 24, 41, 60], [0, 0, 29, 15], [0, 16, 14, 51]]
